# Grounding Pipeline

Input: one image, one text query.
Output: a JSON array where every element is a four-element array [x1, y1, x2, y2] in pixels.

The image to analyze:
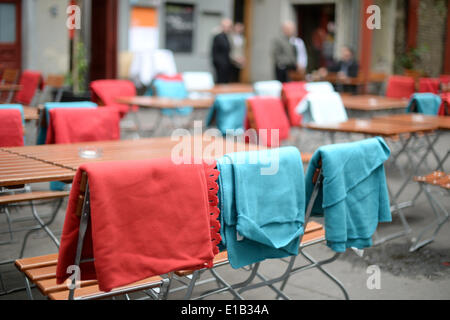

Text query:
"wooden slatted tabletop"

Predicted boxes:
[[304, 118, 438, 137], [0, 150, 75, 187], [116, 96, 215, 109], [191, 83, 254, 95], [2, 136, 263, 175], [373, 114, 450, 130], [341, 95, 409, 111], [0, 84, 21, 92]]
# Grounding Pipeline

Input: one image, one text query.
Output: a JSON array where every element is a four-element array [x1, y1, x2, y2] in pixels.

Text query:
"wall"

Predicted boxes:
[[416, 0, 447, 77], [371, 0, 397, 74], [22, 0, 70, 76], [118, 0, 233, 74]]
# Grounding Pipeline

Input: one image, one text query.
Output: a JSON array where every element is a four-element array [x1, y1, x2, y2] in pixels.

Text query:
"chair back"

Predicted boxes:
[[253, 80, 283, 98], [247, 96, 290, 147], [14, 70, 44, 106], [90, 79, 136, 117], [182, 72, 215, 92], [0, 109, 24, 147], [385, 75, 415, 99], [46, 108, 121, 144]]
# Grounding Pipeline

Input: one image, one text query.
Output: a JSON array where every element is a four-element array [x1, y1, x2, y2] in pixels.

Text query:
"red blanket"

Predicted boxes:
[[439, 93, 450, 116], [46, 108, 120, 144], [247, 97, 290, 147], [0, 109, 24, 147], [90, 80, 137, 118], [386, 75, 416, 99], [419, 78, 440, 94], [14, 71, 44, 105], [56, 160, 220, 292]]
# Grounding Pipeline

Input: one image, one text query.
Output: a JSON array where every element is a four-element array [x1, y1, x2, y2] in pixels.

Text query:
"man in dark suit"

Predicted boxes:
[[325, 46, 360, 94], [212, 19, 233, 84]]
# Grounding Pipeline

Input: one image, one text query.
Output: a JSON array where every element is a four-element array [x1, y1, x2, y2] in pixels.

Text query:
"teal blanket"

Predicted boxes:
[[217, 147, 305, 269], [406, 93, 442, 115], [305, 137, 392, 252], [147, 79, 193, 116], [206, 93, 253, 135]]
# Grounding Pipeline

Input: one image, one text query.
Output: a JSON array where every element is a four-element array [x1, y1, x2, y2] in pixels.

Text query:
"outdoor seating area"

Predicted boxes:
[[0, 0, 449, 306]]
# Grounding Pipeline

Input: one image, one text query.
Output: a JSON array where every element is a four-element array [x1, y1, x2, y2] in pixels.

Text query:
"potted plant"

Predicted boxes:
[[398, 46, 428, 79]]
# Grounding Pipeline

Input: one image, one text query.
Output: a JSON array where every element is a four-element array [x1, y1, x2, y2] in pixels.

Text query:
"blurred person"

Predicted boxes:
[[273, 21, 306, 83], [229, 22, 246, 83], [320, 46, 359, 94], [212, 18, 233, 83]]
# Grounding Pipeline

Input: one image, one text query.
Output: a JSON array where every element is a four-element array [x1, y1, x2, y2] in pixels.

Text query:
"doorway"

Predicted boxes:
[[294, 4, 335, 73], [0, 0, 22, 72]]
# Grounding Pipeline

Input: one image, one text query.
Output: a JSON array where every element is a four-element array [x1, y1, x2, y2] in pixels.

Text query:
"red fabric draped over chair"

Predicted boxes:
[[14, 71, 44, 105], [46, 108, 121, 144], [0, 109, 24, 147], [386, 75, 416, 99], [90, 80, 137, 118], [247, 97, 291, 147]]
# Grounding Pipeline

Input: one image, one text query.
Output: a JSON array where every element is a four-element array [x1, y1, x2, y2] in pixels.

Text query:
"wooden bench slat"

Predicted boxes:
[[37, 278, 98, 295], [15, 254, 58, 271], [24, 265, 57, 282], [48, 276, 164, 300], [0, 191, 70, 205]]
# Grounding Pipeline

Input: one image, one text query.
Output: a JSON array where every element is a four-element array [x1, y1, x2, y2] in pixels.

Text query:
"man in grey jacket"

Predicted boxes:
[[273, 21, 305, 82]]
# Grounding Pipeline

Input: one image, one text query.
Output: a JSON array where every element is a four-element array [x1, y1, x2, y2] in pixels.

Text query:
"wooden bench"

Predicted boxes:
[[15, 254, 165, 300]]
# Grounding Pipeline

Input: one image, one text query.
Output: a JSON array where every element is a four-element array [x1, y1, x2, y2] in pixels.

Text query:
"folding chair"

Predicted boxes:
[[0, 68, 20, 103], [182, 72, 215, 94], [297, 91, 349, 146], [0, 111, 68, 268], [246, 96, 291, 147], [281, 82, 307, 126], [418, 78, 440, 94], [172, 159, 348, 300], [13, 70, 44, 107], [15, 172, 168, 300], [409, 171, 449, 252], [206, 93, 253, 135], [253, 81, 283, 98], [43, 74, 66, 102], [305, 82, 335, 94], [45, 108, 121, 144], [385, 75, 415, 99], [146, 76, 194, 134], [90, 79, 142, 137]]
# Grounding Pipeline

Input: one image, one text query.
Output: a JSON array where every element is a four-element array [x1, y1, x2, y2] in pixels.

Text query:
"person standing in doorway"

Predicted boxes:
[[229, 22, 246, 83], [212, 18, 233, 84], [273, 21, 303, 83]]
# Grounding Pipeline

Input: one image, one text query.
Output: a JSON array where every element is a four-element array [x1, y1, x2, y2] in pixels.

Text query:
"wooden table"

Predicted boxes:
[[304, 118, 437, 137], [192, 83, 254, 95], [341, 95, 409, 112], [373, 114, 450, 130], [0, 136, 262, 186], [117, 96, 214, 110], [0, 84, 21, 92], [0, 150, 74, 187]]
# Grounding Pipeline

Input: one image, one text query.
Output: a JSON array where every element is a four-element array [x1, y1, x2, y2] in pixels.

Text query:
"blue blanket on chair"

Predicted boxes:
[[305, 137, 392, 252], [217, 147, 305, 269], [406, 93, 442, 115], [206, 93, 253, 135]]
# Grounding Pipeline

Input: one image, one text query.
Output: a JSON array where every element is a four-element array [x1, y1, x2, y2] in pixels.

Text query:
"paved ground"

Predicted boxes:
[[0, 109, 449, 300]]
